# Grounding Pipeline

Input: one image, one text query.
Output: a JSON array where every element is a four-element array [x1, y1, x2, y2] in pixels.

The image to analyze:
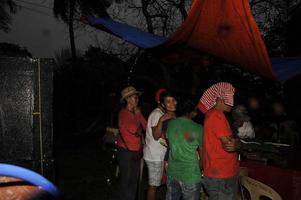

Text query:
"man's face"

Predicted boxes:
[[224, 103, 233, 112], [162, 96, 177, 112], [221, 95, 234, 112], [126, 94, 139, 107]]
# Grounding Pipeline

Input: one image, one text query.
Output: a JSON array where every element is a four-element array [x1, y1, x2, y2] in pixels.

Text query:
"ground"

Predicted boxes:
[[55, 133, 162, 200]]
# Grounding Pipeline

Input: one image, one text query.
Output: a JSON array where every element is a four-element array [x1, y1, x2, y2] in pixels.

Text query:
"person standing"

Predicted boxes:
[[165, 99, 203, 200], [232, 105, 255, 139], [116, 86, 147, 200], [143, 89, 176, 200], [198, 82, 240, 200]]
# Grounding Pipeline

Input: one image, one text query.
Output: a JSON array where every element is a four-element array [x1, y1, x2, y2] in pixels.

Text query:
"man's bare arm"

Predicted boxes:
[[220, 136, 240, 152], [152, 113, 173, 140]]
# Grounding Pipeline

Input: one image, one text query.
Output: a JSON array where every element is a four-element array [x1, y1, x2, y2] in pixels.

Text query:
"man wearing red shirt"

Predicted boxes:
[[117, 86, 147, 200], [198, 82, 240, 200]]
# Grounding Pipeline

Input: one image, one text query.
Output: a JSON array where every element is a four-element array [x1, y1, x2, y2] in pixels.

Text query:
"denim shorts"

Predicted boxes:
[[203, 176, 238, 200], [166, 177, 201, 200], [145, 160, 164, 186]]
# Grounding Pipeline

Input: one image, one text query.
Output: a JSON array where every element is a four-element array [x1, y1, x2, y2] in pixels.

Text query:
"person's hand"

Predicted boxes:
[[222, 137, 240, 152], [159, 112, 174, 122]]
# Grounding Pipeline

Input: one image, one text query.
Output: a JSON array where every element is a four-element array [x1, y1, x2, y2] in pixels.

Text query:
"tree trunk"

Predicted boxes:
[[69, 0, 76, 60], [179, 0, 187, 19], [141, 0, 154, 33]]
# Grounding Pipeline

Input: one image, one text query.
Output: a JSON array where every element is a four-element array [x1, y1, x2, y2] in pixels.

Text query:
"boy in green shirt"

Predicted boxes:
[[166, 98, 203, 200]]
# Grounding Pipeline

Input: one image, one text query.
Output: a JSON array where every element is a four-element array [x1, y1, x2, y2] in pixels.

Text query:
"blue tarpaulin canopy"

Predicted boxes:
[[86, 16, 167, 48], [271, 58, 301, 81]]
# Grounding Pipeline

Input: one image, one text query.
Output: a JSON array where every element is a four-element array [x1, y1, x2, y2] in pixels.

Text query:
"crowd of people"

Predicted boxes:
[[113, 82, 300, 200]]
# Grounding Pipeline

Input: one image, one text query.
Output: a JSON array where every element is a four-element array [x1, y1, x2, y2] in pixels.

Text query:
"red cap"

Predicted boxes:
[[155, 88, 167, 103]]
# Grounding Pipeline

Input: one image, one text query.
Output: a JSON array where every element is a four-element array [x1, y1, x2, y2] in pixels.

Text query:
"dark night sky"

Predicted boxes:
[[0, 0, 103, 58]]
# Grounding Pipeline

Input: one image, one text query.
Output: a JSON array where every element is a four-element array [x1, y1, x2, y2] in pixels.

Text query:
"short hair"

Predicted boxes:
[[177, 98, 196, 116], [159, 90, 175, 104]]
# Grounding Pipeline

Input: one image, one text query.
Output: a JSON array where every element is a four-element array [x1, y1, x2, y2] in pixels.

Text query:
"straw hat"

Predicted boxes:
[[120, 86, 142, 102]]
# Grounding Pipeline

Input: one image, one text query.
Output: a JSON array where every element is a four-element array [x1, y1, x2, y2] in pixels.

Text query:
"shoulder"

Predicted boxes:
[[119, 108, 130, 118], [150, 108, 163, 117], [190, 120, 202, 130], [148, 108, 163, 120], [167, 118, 179, 126], [206, 109, 225, 121]]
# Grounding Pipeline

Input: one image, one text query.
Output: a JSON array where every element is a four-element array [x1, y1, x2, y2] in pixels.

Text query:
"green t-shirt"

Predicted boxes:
[[167, 117, 203, 184]]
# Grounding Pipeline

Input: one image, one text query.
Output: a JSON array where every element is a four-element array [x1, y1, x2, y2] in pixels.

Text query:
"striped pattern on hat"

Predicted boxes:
[[198, 82, 235, 113]]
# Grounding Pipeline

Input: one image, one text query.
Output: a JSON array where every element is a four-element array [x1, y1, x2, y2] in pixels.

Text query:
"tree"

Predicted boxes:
[[250, 0, 301, 56], [53, 0, 111, 60], [0, 0, 17, 32], [0, 42, 32, 57]]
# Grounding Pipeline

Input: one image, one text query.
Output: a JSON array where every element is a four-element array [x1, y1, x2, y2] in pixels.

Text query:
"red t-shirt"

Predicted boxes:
[[117, 108, 147, 151], [203, 109, 239, 178]]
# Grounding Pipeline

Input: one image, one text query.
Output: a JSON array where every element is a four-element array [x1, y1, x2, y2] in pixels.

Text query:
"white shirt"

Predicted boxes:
[[143, 108, 167, 161], [237, 121, 255, 139]]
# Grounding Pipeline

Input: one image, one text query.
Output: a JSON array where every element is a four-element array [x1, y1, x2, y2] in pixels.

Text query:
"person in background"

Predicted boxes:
[[232, 105, 255, 139], [198, 82, 240, 200], [116, 86, 147, 200], [143, 88, 170, 200], [165, 98, 203, 200], [247, 96, 273, 141], [269, 101, 300, 146]]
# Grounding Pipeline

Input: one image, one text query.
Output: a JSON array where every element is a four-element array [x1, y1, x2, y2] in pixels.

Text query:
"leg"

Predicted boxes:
[[117, 148, 135, 200], [147, 186, 156, 200], [219, 176, 238, 200], [127, 152, 141, 200], [202, 177, 220, 200], [181, 182, 201, 200], [166, 177, 182, 200], [145, 160, 164, 200], [203, 176, 238, 200]]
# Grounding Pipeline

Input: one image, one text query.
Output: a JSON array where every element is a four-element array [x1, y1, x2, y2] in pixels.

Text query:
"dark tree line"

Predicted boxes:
[[0, 0, 17, 32]]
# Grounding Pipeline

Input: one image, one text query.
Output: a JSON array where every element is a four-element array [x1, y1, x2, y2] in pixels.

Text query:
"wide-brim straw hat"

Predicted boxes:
[[120, 86, 142, 102]]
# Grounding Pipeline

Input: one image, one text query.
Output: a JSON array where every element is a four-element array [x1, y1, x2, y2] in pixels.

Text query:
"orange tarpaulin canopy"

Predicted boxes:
[[162, 0, 276, 79], [85, 0, 278, 79]]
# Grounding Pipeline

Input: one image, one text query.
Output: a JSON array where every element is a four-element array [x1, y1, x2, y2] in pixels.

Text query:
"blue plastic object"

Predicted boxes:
[[0, 163, 59, 198]]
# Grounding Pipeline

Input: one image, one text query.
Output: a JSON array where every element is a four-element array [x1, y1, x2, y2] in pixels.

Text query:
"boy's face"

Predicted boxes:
[[162, 96, 177, 112]]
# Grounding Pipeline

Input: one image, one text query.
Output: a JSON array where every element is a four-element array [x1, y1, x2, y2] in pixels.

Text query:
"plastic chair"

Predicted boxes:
[[240, 176, 282, 200]]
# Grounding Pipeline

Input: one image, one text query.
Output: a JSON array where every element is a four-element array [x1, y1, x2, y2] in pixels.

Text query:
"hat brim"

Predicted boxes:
[[120, 91, 142, 102]]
